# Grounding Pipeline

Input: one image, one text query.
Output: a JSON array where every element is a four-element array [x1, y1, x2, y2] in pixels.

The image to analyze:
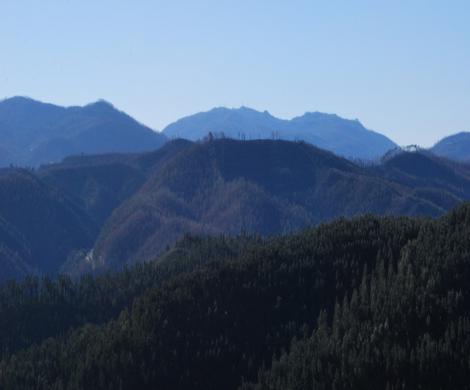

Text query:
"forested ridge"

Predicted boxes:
[[0, 205, 469, 389], [91, 139, 470, 271], [1, 139, 470, 281]]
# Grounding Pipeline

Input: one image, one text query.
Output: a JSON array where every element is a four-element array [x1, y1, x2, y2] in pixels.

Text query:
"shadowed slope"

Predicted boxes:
[[92, 139, 453, 270]]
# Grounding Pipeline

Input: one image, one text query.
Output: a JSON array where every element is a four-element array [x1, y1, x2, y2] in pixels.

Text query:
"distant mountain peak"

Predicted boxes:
[[85, 99, 115, 109], [163, 106, 397, 160], [300, 111, 339, 118], [81, 100, 122, 117], [431, 132, 470, 162], [2, 96, 34, 103], [1, 96, 57, 109], [0, 97, 166, 167]]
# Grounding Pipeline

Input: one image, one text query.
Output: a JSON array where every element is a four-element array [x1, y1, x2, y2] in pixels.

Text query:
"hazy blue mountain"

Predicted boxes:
[[162, 106, 397, 160], [431, 132, 470, 161], [0, 97, 167, 166]]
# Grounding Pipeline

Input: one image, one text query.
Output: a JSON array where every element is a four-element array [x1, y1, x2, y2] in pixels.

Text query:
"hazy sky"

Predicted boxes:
[[1, 0, 469, 146]]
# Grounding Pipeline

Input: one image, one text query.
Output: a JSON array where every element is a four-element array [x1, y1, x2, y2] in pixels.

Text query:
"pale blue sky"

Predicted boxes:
[[1, 0, 469, 146]]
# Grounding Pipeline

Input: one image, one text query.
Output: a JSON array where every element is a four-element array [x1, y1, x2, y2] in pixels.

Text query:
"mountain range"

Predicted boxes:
[[0, 97, 166, 166], [0, 96, 469, 282], [1, 138, 470, 282], [1, 97, 469, 166], [1, 97, 470, 388]]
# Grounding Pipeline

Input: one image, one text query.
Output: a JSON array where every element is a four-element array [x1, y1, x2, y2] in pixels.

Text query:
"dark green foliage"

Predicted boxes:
[[4, 206, 467, 389], [246, 205, 470, 390], [0, 234, 258, 357]]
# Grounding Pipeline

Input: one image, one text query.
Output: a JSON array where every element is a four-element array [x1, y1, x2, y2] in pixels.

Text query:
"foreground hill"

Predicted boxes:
[[1, 139, 470, 281], [163, 106, 397, 160], [0, 97, 166, 166], [431, 132, 470, 161], [0, 205, 470, 389]]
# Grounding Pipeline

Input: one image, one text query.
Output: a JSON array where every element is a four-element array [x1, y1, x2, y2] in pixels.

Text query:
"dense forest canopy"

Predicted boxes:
[[0, 205, 469, 389]]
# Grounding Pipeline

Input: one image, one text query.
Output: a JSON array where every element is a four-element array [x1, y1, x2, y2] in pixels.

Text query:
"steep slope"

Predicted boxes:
[[431, 131, 470, 161], [289, 112, 397, 160], [245, 204, 470, 390], [0, 140, 193, 281], [0, 169, 97, 279], [0, 97, 166, 166], [91, 139, 455, 270], [163, 106, 396, 160], [0, 216, 34, 281]]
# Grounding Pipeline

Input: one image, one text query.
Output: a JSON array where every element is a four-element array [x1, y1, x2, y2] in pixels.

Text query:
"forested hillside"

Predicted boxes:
[[0, 141, 191, 281], [0, 205, 469, 389], [1, 139, 470, 281], [92, 139, 470, 270]]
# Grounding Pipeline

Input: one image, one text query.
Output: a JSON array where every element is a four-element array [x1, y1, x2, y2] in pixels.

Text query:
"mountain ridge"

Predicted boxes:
[[89, 138, 470, 271], [0, 96, 167, 167], [1, 137, 470, 281], [431, 131, 470, 161], [2, 96, 469, 165], [162, 106, 397, 160]]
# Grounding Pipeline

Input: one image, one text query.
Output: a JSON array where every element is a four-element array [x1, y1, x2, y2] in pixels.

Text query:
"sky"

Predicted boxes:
[[1, 0, 469, 147]]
